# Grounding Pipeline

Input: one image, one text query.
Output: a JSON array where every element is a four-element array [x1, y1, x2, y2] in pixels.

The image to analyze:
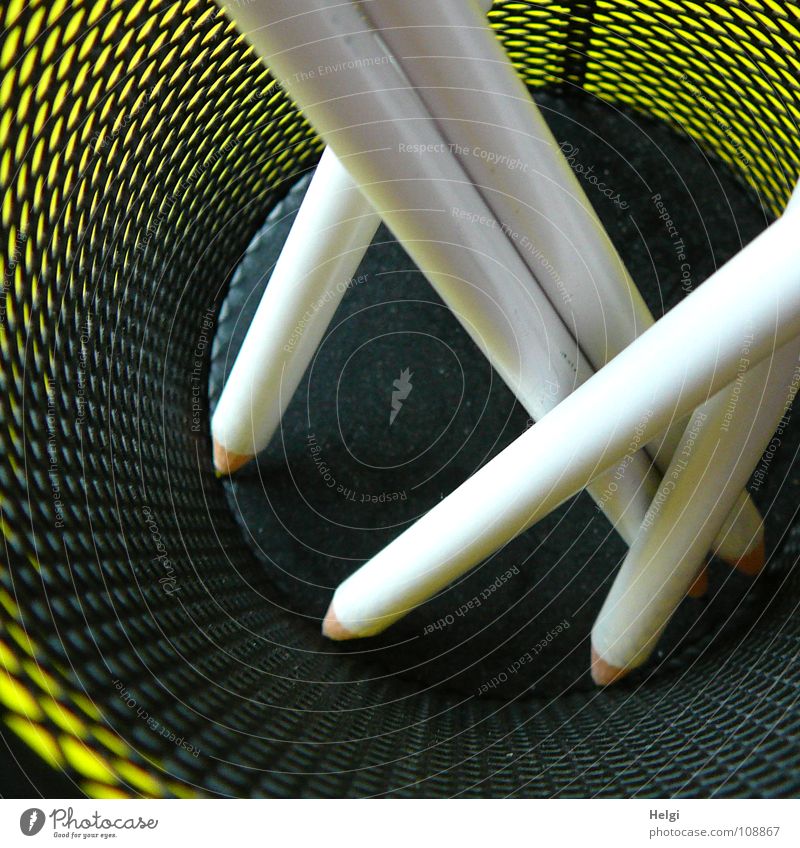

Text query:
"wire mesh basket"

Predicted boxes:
[[1, 0, 799, 797]]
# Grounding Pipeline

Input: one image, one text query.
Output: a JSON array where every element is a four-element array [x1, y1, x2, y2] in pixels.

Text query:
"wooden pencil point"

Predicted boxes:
[[687, 566, 709, 599], [590, 646, 628, 687], [213, 440, 253, 475], [735, 537, 766, 577], [322, 604, 357, 641]]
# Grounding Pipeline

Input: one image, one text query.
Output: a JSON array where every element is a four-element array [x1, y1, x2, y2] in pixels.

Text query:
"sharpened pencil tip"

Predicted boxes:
[[322, 604, 357, 640], [590, 646, 628, 687], [687, 565, 709, 599], [735, 536, 765, 577], [213, 440, 253, 475]]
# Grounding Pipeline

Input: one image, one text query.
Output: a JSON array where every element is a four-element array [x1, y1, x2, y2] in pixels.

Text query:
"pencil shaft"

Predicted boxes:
[[211, 147, 381, 459], [331, 210, 800, 636], [222, 0, 661, 541], [360, 0, 762, 563], [362, 0, 651, 361]]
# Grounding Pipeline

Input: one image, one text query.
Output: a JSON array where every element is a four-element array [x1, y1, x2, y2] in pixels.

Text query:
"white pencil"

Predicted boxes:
[[221, 0, 662, 543], [360, 0, 763, 571], [591, 182, 800, 685], [212, 0, 494, 474], [322, 202, 800, 639], [211, 147, 381, 473]]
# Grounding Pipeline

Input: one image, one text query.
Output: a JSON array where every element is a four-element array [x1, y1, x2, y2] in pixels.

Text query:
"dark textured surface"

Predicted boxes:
[[211, 91, 795, 702], [0, 727, 83, 799], [2, 0, 800, 800]]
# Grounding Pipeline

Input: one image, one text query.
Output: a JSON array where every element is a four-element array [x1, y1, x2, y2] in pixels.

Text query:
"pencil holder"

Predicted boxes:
[[1, 0, 799, 798]]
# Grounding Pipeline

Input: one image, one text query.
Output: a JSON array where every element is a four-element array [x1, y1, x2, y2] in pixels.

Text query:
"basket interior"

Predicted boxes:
[[1, 0, 799, 797]]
